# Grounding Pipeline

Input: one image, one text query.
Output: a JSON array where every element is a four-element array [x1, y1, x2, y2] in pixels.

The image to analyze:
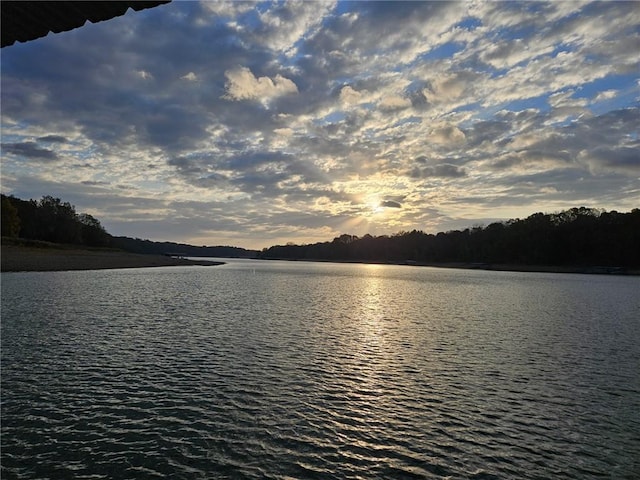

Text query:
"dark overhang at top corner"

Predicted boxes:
[[1, 1, 171, 48]]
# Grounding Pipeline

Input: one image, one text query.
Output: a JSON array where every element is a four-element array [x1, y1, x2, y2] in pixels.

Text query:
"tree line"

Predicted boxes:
[[3, 193, 638, 267], [1, 193, 255, 257], [2, 194, 111, 247], [259, 207, 640, 268], [111, 236, 255, 258]]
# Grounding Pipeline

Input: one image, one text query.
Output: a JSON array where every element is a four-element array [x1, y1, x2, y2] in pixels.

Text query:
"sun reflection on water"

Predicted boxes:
[[357, 264, 385, 326], [343, 265, 395, 397]]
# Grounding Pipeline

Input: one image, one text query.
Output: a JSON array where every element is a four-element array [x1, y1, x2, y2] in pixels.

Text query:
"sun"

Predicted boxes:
[[370, 202, 384, 214], [366, 196, 385, 216]]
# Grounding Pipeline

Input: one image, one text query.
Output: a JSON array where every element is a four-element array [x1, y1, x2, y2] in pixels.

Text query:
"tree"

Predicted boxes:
[[1, 196, 20, 237], [78, 213, 111, 247], [37, 196, 82, 244]]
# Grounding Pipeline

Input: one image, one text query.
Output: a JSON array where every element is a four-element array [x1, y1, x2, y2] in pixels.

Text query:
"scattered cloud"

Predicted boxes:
[[37, 135, 68, 143], [181, 72, 198, 81], [223, 66, 298, 103], [340, 85, 364, 105], [2, 141, 60, 162], [409, 163, 468, 179], [593, 90, 618, 103], [381, 200, 402, 209], [379, 95, 411, 111], [81, 180, 110, 186]]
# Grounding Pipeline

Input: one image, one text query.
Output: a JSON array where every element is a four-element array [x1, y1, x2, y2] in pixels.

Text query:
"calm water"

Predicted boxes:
[[2, 259, 639, 479]]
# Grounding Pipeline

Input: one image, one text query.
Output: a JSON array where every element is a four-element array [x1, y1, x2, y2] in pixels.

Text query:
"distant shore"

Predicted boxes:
[[3, 243, 636, 276], [1, 244, 224, 272], [259, 257, 639, 275]]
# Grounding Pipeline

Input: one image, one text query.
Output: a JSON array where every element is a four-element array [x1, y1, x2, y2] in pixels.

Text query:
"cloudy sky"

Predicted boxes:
[[2, 1, 639, 249]]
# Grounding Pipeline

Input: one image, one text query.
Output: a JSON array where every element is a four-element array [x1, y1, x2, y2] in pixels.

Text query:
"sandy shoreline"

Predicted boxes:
[[1, 245, 224, 272]]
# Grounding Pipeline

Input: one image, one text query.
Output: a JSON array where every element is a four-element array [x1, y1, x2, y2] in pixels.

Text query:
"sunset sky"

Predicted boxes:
[[1, 1, 638, 249]]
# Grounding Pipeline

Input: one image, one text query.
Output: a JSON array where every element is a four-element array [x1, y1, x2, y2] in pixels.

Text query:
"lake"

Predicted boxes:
[[2, 259, 639, 479]]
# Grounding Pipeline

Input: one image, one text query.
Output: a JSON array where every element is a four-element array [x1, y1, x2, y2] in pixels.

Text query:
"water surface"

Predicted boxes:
[[2, 260, 639, 478]]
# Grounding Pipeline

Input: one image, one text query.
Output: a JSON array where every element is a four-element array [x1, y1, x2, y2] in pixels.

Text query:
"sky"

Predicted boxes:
[[1, 1, 639, 249]]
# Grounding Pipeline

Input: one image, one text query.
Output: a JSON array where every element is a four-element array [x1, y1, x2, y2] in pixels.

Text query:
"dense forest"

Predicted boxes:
[[0, 194, 256, 257], [2, 194, 112, 247], [259, 207, 640, 268]]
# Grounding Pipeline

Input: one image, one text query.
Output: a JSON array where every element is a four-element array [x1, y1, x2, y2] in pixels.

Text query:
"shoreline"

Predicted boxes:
[[257, 257, 639, 276], [1, 245, 224, 272], [2, 244, 636, 276]]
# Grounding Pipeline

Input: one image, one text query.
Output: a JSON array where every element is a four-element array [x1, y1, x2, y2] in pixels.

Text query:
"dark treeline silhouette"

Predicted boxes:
[[111, 236, 256, 258], [3, 193, 638, 267], [1, 193, 256, 257], [259, 207, 640, 268], [2, 193, 111, 247]]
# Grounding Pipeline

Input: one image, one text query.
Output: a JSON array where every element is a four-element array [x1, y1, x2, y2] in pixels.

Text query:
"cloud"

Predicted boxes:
[[199, 1, 255, 19], [424, 73, 472, 104], [253, 0, 336, 55], [379, 95, 411, 111], [339, 85, 365, 105], [1, 141, 59, 162], [409, 163, 468, 179], [381, 200, 402, 208], [181, 72, 198, 81], [593, 90, 618, 103], [81, 180, 110, 186], [223, 67, 298, 103], [274, 127, 293, 137], [137, 70, 152, 80], [581, 146, 640, 174], [430, 125, 466, 145], [37, 135, 68, 143]]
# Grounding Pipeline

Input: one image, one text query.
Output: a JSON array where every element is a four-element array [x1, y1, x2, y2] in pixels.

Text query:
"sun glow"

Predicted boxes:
[[370, 202, 385, 215], [366, 196, 385, 216]]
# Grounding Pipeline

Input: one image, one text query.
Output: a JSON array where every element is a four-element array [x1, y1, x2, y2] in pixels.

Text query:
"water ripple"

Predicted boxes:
[[2, 263, 640, 478]]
